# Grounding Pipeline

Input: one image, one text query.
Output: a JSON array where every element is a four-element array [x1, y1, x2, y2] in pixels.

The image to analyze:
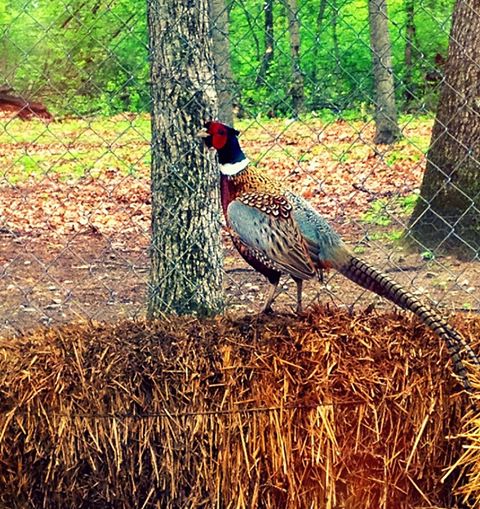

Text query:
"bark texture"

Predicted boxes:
[[409, 0, 480, 256], [209, 0, 234, 126], [147, 0, 224, 317], [368, 0, 401, 144], [285, 0, 304, 116]]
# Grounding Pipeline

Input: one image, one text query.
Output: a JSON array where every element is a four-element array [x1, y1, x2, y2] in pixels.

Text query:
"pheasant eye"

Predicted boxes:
[[218, 129, 226, 135]]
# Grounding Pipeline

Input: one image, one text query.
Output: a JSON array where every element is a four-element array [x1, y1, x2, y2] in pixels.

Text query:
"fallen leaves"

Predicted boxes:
[[2, 115, 479, 337], [0, 114, 432, 245], [0, 170, 150, 239]]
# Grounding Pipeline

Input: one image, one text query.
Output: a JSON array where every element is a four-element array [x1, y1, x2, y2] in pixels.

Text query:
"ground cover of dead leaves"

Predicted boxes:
[[2, 113, 480, 334], [0, 113, 433, 244]]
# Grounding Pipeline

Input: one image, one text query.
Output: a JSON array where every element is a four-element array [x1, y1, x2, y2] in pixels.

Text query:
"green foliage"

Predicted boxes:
[[361, 194, 418, 226], [230, 0, 454, 117], [1, 0, 149, 115], [386, 228, 404, 242], [397, 194, 418, 215], [352, 244, 366, 254], [0, 114, 151, 184], [421, 250, 435, 260], [0, 0, 455, 116], [361, 199, 393, 226]]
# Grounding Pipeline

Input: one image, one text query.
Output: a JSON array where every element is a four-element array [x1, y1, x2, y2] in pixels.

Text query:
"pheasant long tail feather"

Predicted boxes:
[[335, 254, 479, 392]]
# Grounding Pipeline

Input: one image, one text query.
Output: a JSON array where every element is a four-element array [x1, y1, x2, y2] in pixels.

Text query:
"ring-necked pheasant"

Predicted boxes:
[[198, 120, 479, 392]]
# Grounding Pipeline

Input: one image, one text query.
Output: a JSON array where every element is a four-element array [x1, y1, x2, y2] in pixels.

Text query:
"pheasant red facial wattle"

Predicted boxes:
[[206, 121, 229, 150], [203, 121, 244, 165], [198, 120, 479, 397]]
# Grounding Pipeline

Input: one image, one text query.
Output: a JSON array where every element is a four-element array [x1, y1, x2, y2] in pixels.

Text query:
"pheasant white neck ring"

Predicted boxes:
[[219, 158, 250, 176]]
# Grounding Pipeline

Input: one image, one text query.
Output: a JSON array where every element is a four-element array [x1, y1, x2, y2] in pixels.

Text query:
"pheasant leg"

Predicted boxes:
[[261, 279, 280, 314], [294, 278, 303, 313]]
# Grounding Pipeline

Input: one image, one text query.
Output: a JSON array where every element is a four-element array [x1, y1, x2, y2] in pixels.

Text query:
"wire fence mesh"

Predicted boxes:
[[0, 0, 479, 336]]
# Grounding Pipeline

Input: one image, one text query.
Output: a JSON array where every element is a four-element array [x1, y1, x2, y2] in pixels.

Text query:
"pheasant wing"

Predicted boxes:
[[227, 193, 316, 280]]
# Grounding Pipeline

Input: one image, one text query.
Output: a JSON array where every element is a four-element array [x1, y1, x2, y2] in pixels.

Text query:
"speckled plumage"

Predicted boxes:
[[238, 192, 292, 219], [222, 168, 346, 275], [227, 199, 316, 281]]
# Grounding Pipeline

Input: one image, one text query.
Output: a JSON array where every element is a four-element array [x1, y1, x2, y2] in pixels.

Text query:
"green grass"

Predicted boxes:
[[0, 114, 151, 184], [361, 200, 393, 226], [1, 114, 433, 185], [361, 194, 418, 227], [0, 115, 151, 145], [385, 146, 423, 166]]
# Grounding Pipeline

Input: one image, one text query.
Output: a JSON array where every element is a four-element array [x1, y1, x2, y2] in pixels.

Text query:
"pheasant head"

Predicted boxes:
[[199, 121, 246, 167]]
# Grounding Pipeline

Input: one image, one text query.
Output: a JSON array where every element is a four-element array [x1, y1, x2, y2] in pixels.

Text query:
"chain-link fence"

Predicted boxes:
[[0, 0, 478, 336]]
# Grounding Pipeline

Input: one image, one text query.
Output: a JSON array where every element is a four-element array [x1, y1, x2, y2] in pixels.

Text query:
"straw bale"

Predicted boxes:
[[0, 306, 479, 508], [445, 357, 480, 508]]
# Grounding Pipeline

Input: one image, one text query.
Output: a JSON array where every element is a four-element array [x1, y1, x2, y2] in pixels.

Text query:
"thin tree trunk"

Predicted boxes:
[[311, 0, 328, 82], [408, 0, 480, 256], [331, 0, 341, 66], [285, 0, 304, 116], [237, 0, 261, 60], [368, 0, 401, 144], [404, 0, 416, 103], [210, 0, 234, 126], [146, 0, 224, 317], [256, 0, 275, 85]]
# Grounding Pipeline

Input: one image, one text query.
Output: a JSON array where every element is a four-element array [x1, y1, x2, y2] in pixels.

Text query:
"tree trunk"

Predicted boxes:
[[256, 0, 275, 85], [146, 0, 224, 317], [331, 0, 341, 66], [311, 0, 328, 82], [285, 0, 304, 116], [0, 85, 52, 120], [209, 0, 234, 126], [404, 0, 416, 103], [237, 0, 261, 60], [408, 0, 480, 256], [368, 0, 401, 144]]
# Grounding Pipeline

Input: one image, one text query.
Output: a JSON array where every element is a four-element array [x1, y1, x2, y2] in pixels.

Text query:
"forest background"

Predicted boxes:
[[1, 0, 478, 330], [0, 0, 452, 117]]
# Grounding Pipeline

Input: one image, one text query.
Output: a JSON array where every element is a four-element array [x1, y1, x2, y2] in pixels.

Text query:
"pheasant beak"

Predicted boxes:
[[197, 128, 209, 138]]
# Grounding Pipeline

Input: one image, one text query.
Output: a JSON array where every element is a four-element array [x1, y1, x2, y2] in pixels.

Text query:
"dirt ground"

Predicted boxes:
[[1, 116, 479, 336], [1, 224, 479, 337]]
